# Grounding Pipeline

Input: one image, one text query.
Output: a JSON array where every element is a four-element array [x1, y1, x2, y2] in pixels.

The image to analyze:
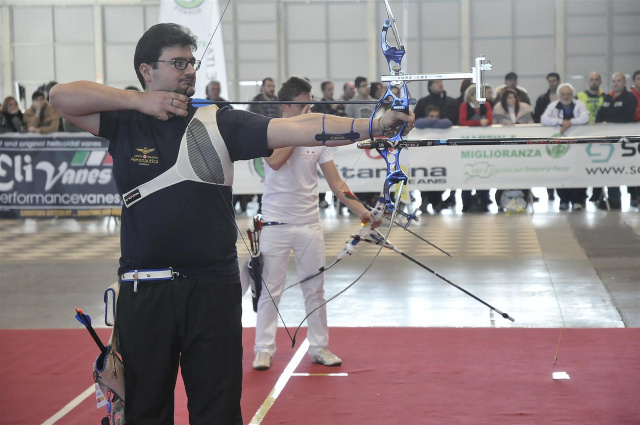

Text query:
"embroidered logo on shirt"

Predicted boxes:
[[131, 147, 159, 166], [301, 149, 318, 160]]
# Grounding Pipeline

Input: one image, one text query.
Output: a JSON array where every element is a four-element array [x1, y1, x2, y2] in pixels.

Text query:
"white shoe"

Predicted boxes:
[[312, 349, 342, 366], [319, 200, 330, 208], [572, 203, 584, 211], [253, 352, 272, 370]]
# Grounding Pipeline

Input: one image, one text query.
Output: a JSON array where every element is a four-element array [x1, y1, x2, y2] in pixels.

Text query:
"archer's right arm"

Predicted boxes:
[[49, 81, 190, 134]]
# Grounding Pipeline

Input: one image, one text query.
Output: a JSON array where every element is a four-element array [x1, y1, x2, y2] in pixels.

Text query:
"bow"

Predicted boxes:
[[368, 0, 413, 216]]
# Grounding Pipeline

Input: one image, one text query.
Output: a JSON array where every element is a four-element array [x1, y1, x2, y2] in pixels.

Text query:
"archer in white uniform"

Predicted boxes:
[[253, 76, 381, 370]]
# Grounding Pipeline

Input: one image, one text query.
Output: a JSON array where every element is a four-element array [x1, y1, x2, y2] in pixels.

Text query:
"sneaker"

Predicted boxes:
[[253, 352, 272, 370], [559, 203, 569, 211], [318, 200, 329, 208], [572, 203, 584, 211], [312, 349, 342, 366]]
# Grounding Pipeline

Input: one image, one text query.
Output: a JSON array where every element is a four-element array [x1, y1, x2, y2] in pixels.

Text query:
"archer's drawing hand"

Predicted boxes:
[[140, 91, 190, 121]]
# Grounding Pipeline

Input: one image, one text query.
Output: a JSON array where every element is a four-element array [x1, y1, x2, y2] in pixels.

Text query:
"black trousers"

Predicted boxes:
[[117, 275, 243, 425], [558, 188, 587, 205]]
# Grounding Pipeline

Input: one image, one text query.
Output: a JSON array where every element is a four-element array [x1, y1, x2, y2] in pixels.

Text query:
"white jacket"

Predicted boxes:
[[540, 99, 589, 126]]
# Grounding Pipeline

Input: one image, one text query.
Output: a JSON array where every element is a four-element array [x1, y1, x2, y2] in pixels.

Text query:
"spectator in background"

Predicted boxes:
[[206, 80, 233, 109], [577, 72, 604, 124], [493, 88, 534, 211], [370, 82, 384, 100], [541, 83, 589, 211], [1, 96, 25, 133], [533, 72, 561, 123], [312, 80, 345, 208], [414, 104, 452, 129], [541, 83, 589, 131], [414, 105, 453, 213], [534, 74, 562, 202], [595, 72, 638, 210], [576, 72, 606, 204], [597, 72, 638, 123], [504, 72, 531, 106], [493, 88, 534, 125], [345, 76, 378, 206], [369, 82, 388, 114], [312, 81, 345, 117], [339, 81, 356, 102], [414, 79, 459, 124], [414, 80, 458, 212], [459, 84, 493, 127], [484, 85, 495, 107], [23, 91, 60, 134], [249, 78, 282, 212], [459, 84, 493, 212], [249, 77, 282, 118], [455, 79, 473, 112], [631, 70, 640, 122], [345, 76, 376, 119]]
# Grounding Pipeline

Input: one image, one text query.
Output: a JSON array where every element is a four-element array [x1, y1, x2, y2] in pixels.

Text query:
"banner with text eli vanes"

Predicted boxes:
[[159, 0, 229, 100], [0, 135, 120, 218]]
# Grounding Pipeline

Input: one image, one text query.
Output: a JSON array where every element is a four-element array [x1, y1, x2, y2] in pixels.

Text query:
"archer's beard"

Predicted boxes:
[[177, 81, 195, 97]]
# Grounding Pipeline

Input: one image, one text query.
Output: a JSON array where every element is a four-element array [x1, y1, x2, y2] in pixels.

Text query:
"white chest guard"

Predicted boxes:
[[122, 105, 234, 207]]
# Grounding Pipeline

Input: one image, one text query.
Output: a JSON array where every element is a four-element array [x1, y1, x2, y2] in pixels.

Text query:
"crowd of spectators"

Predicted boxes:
[[2, 70, 638, 211]]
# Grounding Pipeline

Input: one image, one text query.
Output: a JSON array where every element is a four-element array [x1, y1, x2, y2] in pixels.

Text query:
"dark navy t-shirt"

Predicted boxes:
[[99, 107, 272, 280]]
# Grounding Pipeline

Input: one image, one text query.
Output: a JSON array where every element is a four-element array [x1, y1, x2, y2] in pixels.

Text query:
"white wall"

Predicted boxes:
[[1, 0, 638, 108]]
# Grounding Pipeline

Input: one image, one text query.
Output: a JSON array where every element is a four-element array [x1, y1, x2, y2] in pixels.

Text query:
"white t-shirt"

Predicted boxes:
[[261, 146, 333, 224]]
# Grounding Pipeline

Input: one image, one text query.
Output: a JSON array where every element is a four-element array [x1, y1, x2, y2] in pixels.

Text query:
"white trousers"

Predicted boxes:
[[254, 222, 328, 358]]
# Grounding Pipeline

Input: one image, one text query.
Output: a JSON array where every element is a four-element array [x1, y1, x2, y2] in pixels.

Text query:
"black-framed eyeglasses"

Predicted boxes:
[[154, 58, 201, 71]]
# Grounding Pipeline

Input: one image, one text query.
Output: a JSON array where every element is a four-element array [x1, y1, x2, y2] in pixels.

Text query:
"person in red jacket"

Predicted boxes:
[[459, 84, 493, 126], [632, 70, 640, 122], [458, 84, 493, 212]]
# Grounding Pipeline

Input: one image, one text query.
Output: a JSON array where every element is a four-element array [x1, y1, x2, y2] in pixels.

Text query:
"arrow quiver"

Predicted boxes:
[[95, 282, 125, 423]]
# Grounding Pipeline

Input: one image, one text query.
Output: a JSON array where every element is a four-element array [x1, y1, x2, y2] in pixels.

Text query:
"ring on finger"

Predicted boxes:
[[170, 98, 174, 106]]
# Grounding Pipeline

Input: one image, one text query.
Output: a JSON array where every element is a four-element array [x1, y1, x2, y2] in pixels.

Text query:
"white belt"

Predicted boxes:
[[121, 268, 175, 292]]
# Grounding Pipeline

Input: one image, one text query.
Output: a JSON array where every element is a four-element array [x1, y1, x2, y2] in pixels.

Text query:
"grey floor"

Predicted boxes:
[[1, 188, 638, 331]]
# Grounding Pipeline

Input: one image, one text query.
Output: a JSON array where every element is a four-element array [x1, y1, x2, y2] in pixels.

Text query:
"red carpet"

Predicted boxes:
[[1, 328, 638, 424]]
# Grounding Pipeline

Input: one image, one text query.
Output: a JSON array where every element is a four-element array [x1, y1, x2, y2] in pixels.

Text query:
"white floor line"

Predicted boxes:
[[249, 339, 310, 424], [41, 384, 94, 425]]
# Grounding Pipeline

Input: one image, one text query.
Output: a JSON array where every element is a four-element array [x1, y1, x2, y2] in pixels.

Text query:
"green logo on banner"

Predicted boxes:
[[175, 0, 205, 9], [545, 143, 570, 158]]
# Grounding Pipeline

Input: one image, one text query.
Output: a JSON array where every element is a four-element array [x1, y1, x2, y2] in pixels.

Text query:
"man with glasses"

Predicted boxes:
[[50, 23, 414, 424]]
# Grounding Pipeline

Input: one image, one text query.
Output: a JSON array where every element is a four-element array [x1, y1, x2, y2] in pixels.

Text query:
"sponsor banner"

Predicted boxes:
[[2, 123, 638, 214], [159, 0, 229, 100], [0, 134, 121, 217], [233, 123, 640, 193]]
